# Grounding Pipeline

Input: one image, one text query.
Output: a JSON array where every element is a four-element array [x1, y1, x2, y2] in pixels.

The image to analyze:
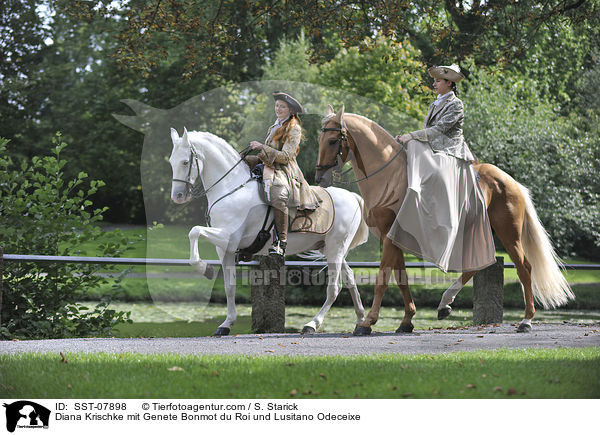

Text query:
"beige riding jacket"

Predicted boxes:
[[258, 123, 320, 210]]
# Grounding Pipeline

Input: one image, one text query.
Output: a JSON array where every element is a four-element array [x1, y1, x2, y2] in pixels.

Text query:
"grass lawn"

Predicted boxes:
[[1, 348, 598, 399]]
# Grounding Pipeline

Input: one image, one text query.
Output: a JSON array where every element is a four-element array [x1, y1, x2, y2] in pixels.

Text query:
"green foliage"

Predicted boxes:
[[318, 36, 430, 120], [0, 135, 132, 338], [463, 71, 600, 258]]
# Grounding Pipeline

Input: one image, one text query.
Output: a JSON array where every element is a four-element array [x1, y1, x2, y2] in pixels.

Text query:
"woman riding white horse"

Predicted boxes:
[[169, 128, 369, 336]]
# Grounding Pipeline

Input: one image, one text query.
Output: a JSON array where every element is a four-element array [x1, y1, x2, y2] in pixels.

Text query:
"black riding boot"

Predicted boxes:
[[269, 207, 288, 257]]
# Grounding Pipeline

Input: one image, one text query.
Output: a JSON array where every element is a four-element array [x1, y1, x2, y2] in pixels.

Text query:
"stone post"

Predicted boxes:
[[0, 246, 3, 328], [473, 256, 504, 324], [251, 255, 285, 333]]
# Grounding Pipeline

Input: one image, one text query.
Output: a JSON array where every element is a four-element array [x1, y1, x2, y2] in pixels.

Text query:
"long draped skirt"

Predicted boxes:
[[386, 140, 496, 273]]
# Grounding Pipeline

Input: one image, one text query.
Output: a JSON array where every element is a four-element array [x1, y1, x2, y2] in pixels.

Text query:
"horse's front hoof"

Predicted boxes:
[[396, 323, 414, 333], [301, 326, 316, 335], [213, 327, 230, 337], [437, 307, 452, 320], [516, 323, 532, 333], [204, 265, 216, 280], [353, 325, 372, 336]]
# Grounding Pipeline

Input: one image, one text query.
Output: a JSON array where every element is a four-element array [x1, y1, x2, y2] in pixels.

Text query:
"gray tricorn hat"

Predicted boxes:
[[273, 92, 304, 114], [428, 64, 465, 83]]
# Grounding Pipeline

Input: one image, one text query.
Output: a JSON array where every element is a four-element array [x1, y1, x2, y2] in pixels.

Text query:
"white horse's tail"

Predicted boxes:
[[349, 192, 369, 250], [518, 183, 575, 309]]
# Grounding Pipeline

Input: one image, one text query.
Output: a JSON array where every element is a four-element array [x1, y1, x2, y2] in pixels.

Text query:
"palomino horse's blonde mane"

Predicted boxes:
[[322, 112, 402, 165], [323, 111, 408, 227]]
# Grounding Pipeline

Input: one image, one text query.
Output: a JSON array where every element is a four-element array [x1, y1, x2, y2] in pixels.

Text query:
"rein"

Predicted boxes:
[[172, 145, 253, 200], [318, 120, 405, 186]]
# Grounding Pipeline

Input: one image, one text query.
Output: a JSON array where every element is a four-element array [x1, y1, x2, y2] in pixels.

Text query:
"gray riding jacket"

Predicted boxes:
[[409, 92, 475, 162]]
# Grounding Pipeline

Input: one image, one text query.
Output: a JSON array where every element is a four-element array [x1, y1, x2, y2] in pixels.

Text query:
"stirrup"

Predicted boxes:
[[268, 241, 286, 257]]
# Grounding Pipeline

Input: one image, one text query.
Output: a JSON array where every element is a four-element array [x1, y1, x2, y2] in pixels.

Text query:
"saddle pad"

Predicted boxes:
[[289, 186, 335, 235]]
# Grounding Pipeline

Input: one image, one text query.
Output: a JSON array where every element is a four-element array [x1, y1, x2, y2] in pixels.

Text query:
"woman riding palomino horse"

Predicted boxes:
[[392, 64, 496, 275], [316, 64, 574, 335], [245, 92, 320, 257]]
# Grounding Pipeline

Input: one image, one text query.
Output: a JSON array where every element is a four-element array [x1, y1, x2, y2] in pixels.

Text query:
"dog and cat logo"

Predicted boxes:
[[3, 401, 50, 432]]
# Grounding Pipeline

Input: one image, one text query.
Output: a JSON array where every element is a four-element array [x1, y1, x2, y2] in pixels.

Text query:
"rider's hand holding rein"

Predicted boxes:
[[395, 134, 412, 145], [250, 141, 263, 150]]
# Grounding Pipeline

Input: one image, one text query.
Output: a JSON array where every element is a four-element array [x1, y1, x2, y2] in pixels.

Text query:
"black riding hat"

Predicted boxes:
[[273, 92, 304, 114]]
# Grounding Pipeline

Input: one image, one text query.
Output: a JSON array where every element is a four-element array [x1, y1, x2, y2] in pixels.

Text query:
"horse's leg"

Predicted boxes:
[[487, 187, 534, 332], [188, 225, 232, 278], [341, 259, 366, 326], [301, 255, 343, 334], [355, 208, 413, 335], [437, 270, 478, 319], [503, 239, 534, 332], [392, 245, 416, 333], [213, 248, 237, 336], [355, 236, 412, 335]]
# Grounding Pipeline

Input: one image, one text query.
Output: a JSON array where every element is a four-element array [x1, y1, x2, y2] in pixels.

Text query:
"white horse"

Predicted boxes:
[[169, 128, 369, 336]]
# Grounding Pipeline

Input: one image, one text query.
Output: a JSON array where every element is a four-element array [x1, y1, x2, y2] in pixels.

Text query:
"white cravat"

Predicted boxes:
[[433, 91, 454, 106], [266, 115, 291, 143]]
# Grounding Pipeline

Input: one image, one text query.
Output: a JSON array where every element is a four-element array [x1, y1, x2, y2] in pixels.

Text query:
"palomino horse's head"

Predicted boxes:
[[169, 127, 202, 204], [316, 104, 352, 185]]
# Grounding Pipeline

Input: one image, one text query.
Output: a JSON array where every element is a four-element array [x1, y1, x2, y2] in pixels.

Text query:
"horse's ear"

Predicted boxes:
[[326, 104, 335, 116], [335, 104, 345, 123], [170, 128, 179, 146], [182, 127, 189, 145]]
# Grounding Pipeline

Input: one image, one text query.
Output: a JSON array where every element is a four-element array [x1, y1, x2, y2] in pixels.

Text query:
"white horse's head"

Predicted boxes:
[[169, 127, 202, 204]]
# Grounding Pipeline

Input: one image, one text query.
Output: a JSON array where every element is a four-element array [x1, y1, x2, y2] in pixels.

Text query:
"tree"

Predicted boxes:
[[463, 70, 600, 258], [67, 1, 598, 79], [318, 36, 430, 120], [0, 0, 53, 149]]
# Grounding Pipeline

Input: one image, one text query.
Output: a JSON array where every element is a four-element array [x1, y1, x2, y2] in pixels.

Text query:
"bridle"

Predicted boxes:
[[316, 118, 350, 172], [172, 144, 252, 200], [171, 146, 201, 199], [317, 117, 405, 185]]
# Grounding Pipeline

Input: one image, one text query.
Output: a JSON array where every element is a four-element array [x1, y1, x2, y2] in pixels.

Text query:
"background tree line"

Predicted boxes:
[[1, 0, 599, 258]]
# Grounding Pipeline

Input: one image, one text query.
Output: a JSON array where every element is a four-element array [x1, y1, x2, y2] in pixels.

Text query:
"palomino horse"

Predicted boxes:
[[316, 106, 574, 335], [169, 128, 369, 336]]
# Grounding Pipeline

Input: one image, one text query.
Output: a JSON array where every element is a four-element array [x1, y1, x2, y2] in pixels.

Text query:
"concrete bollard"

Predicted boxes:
[[251, 255, 285, 333], [473, 256, 504, 324], [0, 246, 3, 328]]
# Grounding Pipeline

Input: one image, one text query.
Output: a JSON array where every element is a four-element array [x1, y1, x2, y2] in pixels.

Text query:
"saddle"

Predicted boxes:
[[289, 186, 335, 235], [235, 183, 335, 262]]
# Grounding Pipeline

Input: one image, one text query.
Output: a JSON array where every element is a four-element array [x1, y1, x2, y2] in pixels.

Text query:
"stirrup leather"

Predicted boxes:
[[268, 240, 286, 257]]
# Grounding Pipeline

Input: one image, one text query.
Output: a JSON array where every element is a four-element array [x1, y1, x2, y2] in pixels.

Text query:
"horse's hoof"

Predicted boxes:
[[437, 307, 452, 320], [301, 326, 316, 335], [517, 323, 532, 333], [213, 327, 230, 337], [204, 265, 216, 280], [396, 323, 414, 333], [353, 325, 372, 336]]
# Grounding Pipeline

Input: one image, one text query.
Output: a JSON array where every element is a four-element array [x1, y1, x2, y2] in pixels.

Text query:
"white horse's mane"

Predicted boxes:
[[186, 131, 242, 165]]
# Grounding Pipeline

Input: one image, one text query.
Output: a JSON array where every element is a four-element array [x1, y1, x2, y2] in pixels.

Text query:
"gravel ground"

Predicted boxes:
[[1, 322, 599, 357]]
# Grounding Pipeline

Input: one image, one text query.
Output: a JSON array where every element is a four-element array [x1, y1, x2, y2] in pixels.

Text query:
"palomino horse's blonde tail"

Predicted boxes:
[[518, 183, 575, 309], [349, 193, 369, 250]]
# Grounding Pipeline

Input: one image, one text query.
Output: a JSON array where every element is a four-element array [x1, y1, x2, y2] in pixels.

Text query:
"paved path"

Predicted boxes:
[[1, 322, 599, 356]]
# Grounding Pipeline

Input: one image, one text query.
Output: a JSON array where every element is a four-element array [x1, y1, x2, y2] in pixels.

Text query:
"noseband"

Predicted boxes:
[[172, 145, 252, 200], [316, 119, 349, 172], [317, 117, 406, 185], [172, 147, 201, 198]]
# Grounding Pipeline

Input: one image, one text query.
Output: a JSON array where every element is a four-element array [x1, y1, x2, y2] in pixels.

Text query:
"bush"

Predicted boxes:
[[0, 134, 132, 338], [463, 71, 600, 259]]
